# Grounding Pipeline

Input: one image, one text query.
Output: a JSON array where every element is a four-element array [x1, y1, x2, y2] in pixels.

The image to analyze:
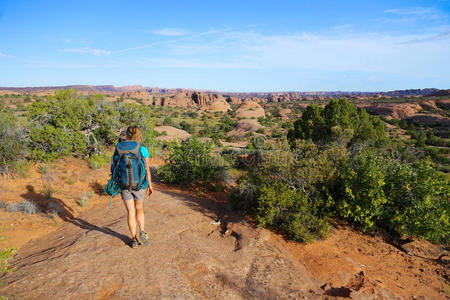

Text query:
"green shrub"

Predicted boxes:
[[230, 140, 348, 243], [42, 184, 54, 199], [0, 111, 28, 174], [229, 178, 260, 213], [256, 183, 329, 243], [88, 152, 110, 169], [79, 192, 89, 207], [116, 102, 156, 147], [271, 128, 283, 138], [163, 117, 175, 126], [27, 90, 156, 161], [288, 98, 389, 147], [156, 136, 225, 184], [383, 159, 449, 243], [11, 160, 30, 178], [179, 121, 193, 133], [38, 163, 50, 175], [335, 150, 450, 243], [335, 151, 388, 231], [27, 90, 120, 160], [0, 247, 15, 273]]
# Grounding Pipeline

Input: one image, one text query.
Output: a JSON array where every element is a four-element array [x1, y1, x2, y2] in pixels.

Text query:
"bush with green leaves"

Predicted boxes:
[[156, 136, 225, 184], [27, 89, 156, 161], [256, 183, 329, 243], [335, 149, 449, 243], [117, 103, 156, 147], [231, 132, 449, 244], [88, 152, 110, 169], [0, 110, 28, 174], [230, 140, 348, 242], [288, 98, 389, 147], [383, 159, 449, 243], [0, 247, 15, 273], [27, 90, 119, 159]]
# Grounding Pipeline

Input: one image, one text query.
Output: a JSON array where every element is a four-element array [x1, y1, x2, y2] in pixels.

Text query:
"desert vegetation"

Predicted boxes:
[[0, 90, 449, 247]]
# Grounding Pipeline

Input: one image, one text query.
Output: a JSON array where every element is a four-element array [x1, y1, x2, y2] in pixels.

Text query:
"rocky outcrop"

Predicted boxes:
[[406, 113, 450, 127], [154, 126, 191, 142], [226, 96, 242, 105], [163, 92, 193, 108], [205, 94, 231, 112], [277, 108, 291, 119], [226, 119, 262, 137], [236, 101, 266, 119], [356, 102, 422, 119], [192, 92, 210, 106], [122, 90, 153, 105]]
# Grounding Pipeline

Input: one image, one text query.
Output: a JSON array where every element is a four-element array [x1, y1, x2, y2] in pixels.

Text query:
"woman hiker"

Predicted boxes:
[[112, 126, 153, 248]]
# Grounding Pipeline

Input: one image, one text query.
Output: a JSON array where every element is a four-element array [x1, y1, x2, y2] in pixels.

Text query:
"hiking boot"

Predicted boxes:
[[139, 230, 150, 245], [131, 237, 139, 249]]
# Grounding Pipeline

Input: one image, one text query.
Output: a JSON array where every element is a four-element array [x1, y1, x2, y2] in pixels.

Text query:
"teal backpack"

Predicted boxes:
[[104, 141, 148, 207]]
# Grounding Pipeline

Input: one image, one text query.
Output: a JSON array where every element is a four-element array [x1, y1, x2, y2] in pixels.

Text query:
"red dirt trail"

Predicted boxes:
[[0, 159, 448, 299]]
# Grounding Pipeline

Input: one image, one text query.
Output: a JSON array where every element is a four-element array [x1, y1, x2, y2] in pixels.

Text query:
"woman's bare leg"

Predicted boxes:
[[135, 199, 145, 232], [123, 199, 137, 238]]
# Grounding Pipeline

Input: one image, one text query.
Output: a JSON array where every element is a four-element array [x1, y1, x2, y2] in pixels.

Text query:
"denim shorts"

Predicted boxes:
[[121, 188, 146, 201]]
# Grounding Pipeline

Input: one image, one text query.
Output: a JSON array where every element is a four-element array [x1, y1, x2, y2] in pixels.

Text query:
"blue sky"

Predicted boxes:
[[0, 0, 449, 92]]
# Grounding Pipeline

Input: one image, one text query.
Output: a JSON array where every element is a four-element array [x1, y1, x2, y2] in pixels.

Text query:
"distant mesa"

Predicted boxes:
[[1, 85, 449, 113], [425, 89, 450, 97], [0, 85, 445, 99]]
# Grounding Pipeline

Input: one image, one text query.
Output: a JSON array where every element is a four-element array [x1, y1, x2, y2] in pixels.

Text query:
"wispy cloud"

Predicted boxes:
[[136, 28, 450, 74], [112, 29, 227, 54], [332, 24, 353, 30], [150, 28, 190, 36], [0, 52, 13, 58], [400, 29, 450, 43], [57, 25, 450, 78], [63, 47, 111, 56], [384, 7, 436, 15], [141, 57, 258, 69]]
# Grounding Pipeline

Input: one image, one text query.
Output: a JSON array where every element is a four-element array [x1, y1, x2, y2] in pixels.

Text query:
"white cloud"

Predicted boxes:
[[0, 52, 13, 58], [151, 28, 190, 36], [59, 27, 450, 79], [141, 57, 258, 69], [63, 47, 111, 56], [133, 29, 450, 75], [112, 29, 225, 54], [384, 7, 436, 15], [237, 30, 450, 73]]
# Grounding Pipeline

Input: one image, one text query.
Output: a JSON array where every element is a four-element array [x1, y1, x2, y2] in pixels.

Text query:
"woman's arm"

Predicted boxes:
[[145, 157, 153, 195]]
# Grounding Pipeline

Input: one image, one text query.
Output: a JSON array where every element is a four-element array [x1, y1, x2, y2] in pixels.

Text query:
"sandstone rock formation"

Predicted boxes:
[[277, 108, 291, 119], [236, 101, 266, 119], [154, 126, 191, 142], [226, 119, 262, 137], [356, 102, 422, 119], [225, 96, 242, 105], [192, 92, 210, 106], [205, 94, 231, 112], [121, 90, 153, 105], [163, 92, 192, 108]]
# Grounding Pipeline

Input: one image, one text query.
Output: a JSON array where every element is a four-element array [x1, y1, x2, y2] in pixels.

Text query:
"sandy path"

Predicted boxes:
[[0, 187, 324, 299]]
